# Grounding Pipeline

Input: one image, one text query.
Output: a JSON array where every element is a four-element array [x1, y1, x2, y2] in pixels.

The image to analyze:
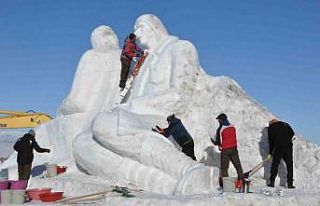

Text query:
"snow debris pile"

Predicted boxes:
[[1, 14, 320, 205]]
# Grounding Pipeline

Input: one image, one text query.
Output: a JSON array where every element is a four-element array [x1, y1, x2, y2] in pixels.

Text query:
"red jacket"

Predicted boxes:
[[121, 37, 142, 60], [215, 124, 237, 151]]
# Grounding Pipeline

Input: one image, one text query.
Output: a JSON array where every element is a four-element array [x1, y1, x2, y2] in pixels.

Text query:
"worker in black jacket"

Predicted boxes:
[[13, 129, 50, 181], [267, 119, 295, 188], [153, 114, 196, 160]]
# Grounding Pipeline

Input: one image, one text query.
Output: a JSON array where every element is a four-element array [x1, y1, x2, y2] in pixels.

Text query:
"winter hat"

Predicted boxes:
[[28, 129, 36, 137], [167, 114, 175, 122], [216, 113, 227, 121], [129, 33, 136, 40], [269, 119, 279, 126]]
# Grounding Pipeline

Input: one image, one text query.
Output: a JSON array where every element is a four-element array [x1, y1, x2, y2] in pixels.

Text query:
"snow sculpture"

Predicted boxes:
[[58, 25, 120, 115], [73, 14, 219, 195]]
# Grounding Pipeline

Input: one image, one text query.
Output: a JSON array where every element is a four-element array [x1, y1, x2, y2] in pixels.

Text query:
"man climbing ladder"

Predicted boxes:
[[119, 33, 146, 90]]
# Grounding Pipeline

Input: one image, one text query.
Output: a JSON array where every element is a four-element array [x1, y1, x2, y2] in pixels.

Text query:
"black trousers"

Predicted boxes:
[[270, 147, 293, 184], [119, 58, 132, 88], [18, 163, 32, 180], [182, 141, 197, 161]]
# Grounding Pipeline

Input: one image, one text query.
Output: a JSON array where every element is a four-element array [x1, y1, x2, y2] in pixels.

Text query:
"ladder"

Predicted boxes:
[[118, 54, 148, 104]]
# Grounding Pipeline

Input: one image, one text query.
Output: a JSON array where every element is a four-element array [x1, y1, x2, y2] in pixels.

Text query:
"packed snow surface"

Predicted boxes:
[[1, 14, 320, 205]]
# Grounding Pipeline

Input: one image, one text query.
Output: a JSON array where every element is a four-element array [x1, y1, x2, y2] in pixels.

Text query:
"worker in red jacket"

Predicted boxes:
[[119, 33, 144, 90], [211, 113, 244, 183]]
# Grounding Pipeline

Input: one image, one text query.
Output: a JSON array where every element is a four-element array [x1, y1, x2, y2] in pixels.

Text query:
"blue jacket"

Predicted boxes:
[[164, 117, 193, 146]]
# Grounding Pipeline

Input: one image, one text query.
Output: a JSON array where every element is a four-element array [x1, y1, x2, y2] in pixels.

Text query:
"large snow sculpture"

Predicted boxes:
[[73, 14, 219, 195]]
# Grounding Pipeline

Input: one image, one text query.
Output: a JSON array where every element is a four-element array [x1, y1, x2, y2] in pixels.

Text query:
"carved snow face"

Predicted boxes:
[[134, 14, 168, 50], [91, 25, 119, 52], [134, 21, 155, 49]]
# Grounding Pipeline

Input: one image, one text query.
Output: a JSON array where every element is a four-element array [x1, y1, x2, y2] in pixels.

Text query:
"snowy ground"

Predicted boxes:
[[24, 172, 320, 206]]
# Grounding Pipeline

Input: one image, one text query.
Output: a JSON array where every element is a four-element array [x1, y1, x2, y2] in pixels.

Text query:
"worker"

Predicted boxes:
[[119, 33, 144, 90], [267, 119, 295, 188], [13, 129, 50, 181], [211, 113, 244, 186], [153, 114, 197, 160]]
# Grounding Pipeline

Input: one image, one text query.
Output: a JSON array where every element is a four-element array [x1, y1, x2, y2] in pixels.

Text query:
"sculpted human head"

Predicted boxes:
[[91, 25, 119, 52], [134, 14, 168, 50]]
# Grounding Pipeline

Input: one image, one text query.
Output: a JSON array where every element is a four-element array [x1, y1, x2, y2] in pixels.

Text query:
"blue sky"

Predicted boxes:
[[0, 0, 319, 144]]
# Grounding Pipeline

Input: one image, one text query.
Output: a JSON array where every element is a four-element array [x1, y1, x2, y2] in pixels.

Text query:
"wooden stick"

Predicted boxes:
[[57, 186, 143, 204], [57, 189, 114, 204]]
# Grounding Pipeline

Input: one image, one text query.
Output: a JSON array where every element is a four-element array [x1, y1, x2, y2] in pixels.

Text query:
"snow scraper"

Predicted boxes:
[[243, 158, 269, 178]]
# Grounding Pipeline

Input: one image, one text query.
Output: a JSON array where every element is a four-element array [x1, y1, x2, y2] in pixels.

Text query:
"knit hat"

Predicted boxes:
[[129, 33, 136, 40], [167, 114, 175, 122], [216, 113, 227, 121], [28, 129, 36, 137]]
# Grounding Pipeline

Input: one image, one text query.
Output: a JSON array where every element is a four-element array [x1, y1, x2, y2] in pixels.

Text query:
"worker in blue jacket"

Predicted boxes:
[[153, 114, 196, 160]]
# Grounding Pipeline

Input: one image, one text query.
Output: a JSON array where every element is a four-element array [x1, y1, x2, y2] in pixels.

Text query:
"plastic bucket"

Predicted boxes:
[[56, 166, 67, 174], [222, 177, 236, 192], [10, 180, 27, 190], [27, 188, 52, 200], [46, 164, 57, 177], [11, 189, 25, 204], [0, 190, 11, 204], [0, 180, 9, 190], [39, 192, 64, 202]]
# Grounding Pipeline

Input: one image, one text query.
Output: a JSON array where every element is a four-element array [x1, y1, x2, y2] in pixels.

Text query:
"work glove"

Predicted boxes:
[[267, 154, 272, 161], [152, 125, 165, 135], [46, 149, 51, 153], [132, 57, 139, 62], [143, 49, 149, 56]]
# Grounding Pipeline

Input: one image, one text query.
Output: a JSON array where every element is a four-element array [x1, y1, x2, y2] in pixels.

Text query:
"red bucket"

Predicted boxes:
[[10, 180, 27, 190], [39, 192, 64, 202], [27, 188, 52, 200], [56, 166, 67, 175]]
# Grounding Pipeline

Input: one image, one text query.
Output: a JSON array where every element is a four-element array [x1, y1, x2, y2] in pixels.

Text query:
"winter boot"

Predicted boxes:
[[218, 176, 223, 189], [267, 181, 274, 187], [287, 182, 295, 189]]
